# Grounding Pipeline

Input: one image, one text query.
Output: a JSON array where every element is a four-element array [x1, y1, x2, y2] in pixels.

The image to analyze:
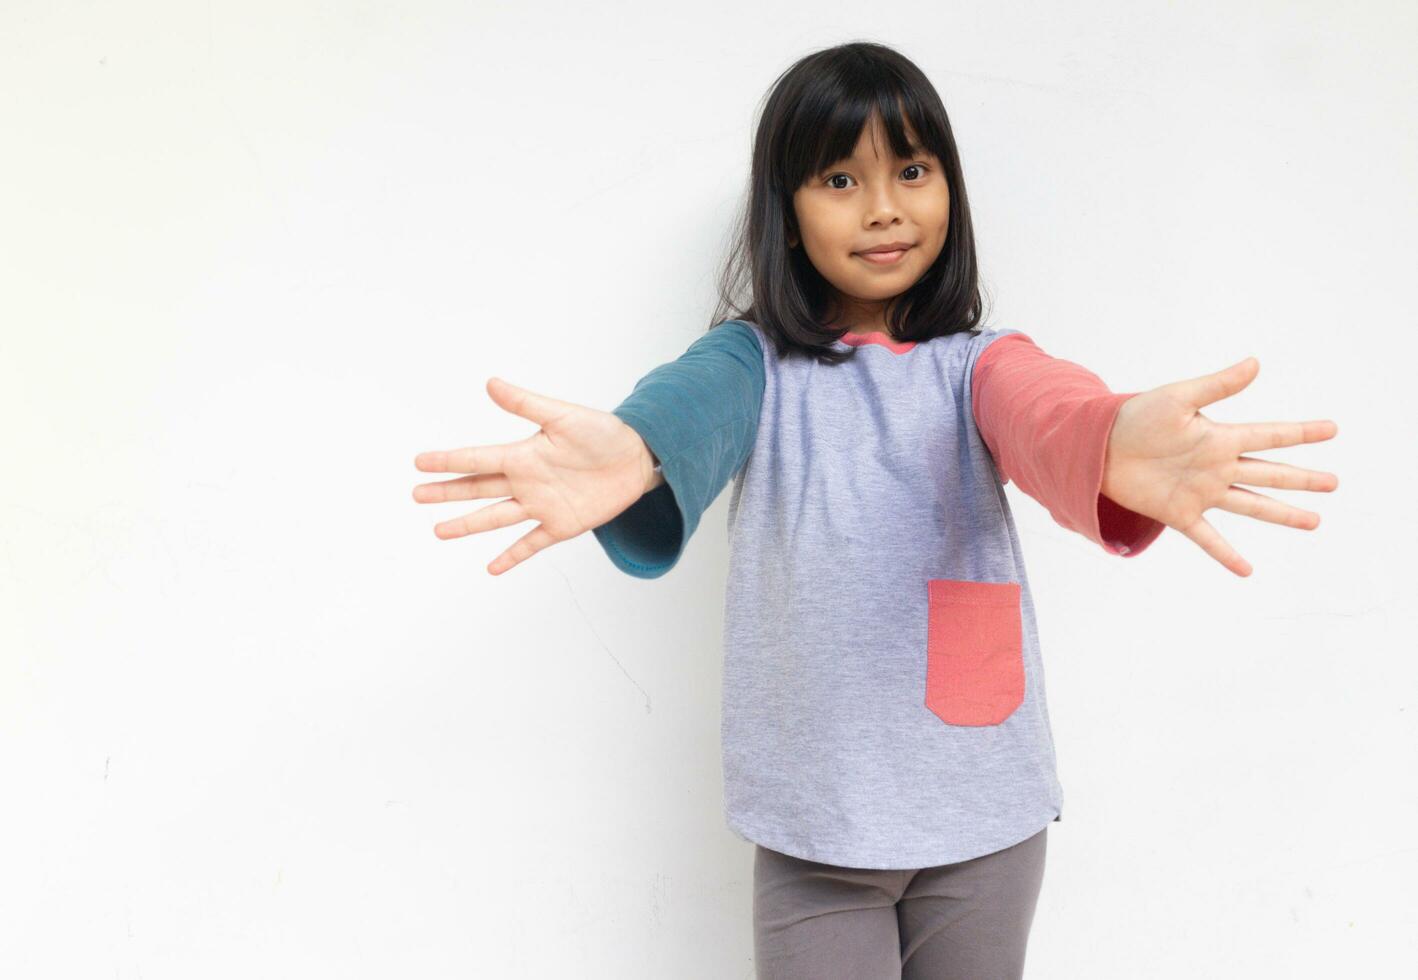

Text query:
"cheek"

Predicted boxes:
[[808, 215, 858, 255], [799, 221, 844, 261]]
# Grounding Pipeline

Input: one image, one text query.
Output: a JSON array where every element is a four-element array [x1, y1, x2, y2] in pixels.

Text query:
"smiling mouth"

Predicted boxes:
[[856, 246, 913, 265]]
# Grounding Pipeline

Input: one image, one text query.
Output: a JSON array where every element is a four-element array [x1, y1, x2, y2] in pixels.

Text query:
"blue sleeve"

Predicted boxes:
[[591, 319, 765, 579]]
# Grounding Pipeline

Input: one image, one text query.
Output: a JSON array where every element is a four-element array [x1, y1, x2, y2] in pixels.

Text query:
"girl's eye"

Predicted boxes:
[[825, 163, 930, 189]]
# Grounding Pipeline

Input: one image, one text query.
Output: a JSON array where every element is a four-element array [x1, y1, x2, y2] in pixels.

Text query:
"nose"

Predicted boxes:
[[862, 184, 905, 226]]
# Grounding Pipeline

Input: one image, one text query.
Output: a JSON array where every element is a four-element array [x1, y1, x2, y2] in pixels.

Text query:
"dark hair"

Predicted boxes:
[[708, 41, 991, 364]]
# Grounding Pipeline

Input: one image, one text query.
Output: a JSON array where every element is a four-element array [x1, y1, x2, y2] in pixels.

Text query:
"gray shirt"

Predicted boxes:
[[595, 318, 1160, 869]]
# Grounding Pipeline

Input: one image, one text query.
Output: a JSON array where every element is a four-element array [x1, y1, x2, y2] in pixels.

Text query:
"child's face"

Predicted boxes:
[[790, 119, 949, 329]]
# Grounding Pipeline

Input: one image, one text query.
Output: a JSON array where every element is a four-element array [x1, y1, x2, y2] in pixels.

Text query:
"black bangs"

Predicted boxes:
[[784, 72, 944, 196], [708, 41, 989, 365]]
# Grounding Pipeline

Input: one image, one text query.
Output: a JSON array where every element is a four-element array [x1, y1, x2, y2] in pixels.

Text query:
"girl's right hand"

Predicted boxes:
[[412, 377, 662, 575]]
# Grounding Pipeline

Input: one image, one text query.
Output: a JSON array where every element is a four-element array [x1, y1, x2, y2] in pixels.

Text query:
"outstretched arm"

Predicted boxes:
[[971, 331, 1167, 558], [971, 331, 1338, 576], [411, 319, 764, 578], [593, 320, 765, 578]]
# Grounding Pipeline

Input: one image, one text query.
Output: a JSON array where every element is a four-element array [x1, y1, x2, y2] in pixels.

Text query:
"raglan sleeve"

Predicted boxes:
[[590, 319, 765, 579], [969, 330, 1166, 558]]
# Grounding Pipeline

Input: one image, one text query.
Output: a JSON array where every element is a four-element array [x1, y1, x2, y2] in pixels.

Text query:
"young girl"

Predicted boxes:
[[413, 41, 1339, 980]]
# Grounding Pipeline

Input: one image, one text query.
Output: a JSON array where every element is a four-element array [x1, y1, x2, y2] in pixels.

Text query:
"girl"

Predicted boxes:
[[412, 42, 1339, 980]]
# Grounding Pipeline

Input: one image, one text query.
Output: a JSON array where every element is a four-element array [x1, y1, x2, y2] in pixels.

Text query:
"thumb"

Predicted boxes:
[[1172, 356, 1259, 411], [485, 377, 575, 428]]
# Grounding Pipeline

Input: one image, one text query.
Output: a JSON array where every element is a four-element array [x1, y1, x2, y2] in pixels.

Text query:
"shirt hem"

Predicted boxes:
[[724, 805, 1062, 871]]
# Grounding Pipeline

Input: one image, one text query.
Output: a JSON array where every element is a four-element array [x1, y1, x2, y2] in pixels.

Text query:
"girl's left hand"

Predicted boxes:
[[1100, 356, 1339, 577]]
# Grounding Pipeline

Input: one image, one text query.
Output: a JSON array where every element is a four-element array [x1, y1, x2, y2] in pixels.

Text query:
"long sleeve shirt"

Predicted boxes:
[[972, 331, 1167, 558], [593, 319, 1164, 869], [591, 320, 764, 578]]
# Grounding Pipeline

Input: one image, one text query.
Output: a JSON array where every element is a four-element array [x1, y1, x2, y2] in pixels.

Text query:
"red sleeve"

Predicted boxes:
[[970, 332, 1166, 558]]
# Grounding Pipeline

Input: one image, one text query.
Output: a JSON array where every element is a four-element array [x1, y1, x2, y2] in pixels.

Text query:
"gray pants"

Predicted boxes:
[[752, 825, 1048, 979]]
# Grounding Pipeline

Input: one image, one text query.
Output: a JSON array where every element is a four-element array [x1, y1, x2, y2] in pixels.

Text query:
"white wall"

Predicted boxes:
[[2, 2, 1413, 976]]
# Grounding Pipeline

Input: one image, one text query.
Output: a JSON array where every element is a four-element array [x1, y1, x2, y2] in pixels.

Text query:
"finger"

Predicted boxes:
[[488, 523, 560, 575], [434, 498, 527, 540], [1231, 419, 1339, 455], [1232, 456, 1340, 493], [485, 376, 577, 429], [1215, 485, 1322, 530], [1170, 356, 1260, 411], [1178, 514, 1253, 577], [414, 442, 515, 475], [412, 472, 513, 504]]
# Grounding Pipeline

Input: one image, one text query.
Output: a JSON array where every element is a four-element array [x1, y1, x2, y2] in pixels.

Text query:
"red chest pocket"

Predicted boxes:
[[925, 579, 1025, 726]]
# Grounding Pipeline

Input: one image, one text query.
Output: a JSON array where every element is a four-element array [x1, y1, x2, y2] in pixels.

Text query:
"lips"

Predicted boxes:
[[857, 241, 914, 254], [856, 245, 913, 265]]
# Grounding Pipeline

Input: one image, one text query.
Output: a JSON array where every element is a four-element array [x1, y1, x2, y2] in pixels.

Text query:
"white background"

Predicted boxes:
[[2, 2, 1414, 977]]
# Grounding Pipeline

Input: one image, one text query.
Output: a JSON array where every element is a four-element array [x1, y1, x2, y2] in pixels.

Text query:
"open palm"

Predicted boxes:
[[412, 377, 655, 575], [1101, 356, 1340, 577]]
